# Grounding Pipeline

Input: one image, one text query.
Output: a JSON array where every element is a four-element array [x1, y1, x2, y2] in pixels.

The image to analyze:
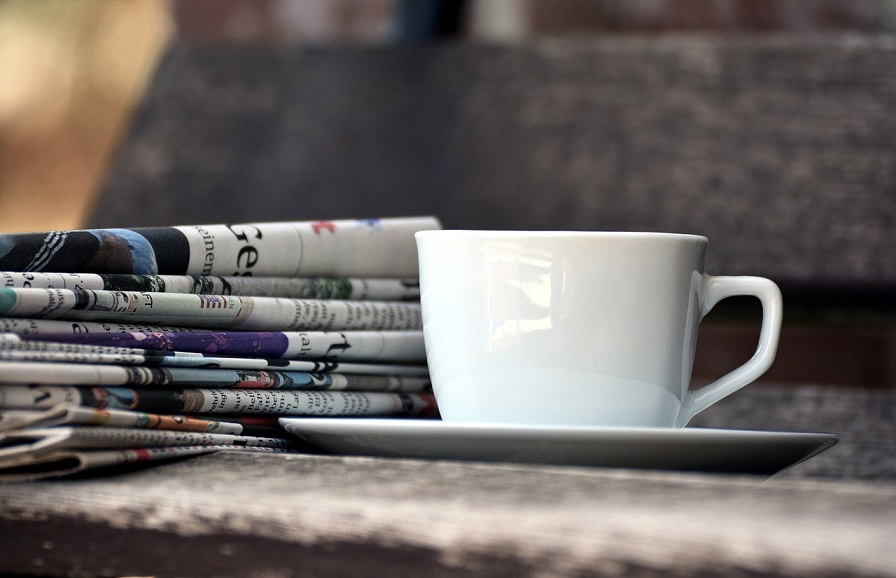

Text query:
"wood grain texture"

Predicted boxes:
[[1, 452, 895, 578], [1, 385, 895, 577], [93, 35, 896, 304]]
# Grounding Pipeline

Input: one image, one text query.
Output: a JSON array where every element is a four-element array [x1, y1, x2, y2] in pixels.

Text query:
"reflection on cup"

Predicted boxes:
[[416, 230, 782, 428]]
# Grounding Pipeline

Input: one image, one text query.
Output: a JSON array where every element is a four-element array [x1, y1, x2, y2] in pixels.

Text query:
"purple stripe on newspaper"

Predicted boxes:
[[21, 332, 291, 357]]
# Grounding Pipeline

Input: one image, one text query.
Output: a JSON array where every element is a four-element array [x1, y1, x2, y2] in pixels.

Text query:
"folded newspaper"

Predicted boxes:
[[0, 272, 420, 300], [0, 216, 440, 480], [0, 287, 422, 331], [2, 329, 426, 362], [0, 427, 293, 483], [0, 216, 440, 277]]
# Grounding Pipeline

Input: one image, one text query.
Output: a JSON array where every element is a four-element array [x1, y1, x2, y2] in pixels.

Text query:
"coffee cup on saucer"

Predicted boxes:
[[415, 230, 782, 428]]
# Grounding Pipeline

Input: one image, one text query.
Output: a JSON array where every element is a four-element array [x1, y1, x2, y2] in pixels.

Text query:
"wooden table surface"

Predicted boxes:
[[1, 451, 894, 578], [1, 384, 894, 577]]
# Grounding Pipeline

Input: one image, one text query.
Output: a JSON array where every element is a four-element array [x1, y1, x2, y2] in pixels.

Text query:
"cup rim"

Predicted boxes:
[[415, 230, 709, 242]]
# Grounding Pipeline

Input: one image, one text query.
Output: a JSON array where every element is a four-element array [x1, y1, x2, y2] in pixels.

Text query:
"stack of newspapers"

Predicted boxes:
[[0, 216, 440, 480]]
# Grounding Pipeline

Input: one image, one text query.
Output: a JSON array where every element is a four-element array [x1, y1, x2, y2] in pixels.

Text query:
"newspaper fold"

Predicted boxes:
[[0, 272, 420, 301], [0, 336, 428, 373], [0, 405, 244, 434], [0, 427, 293, 461], [0, 216, 440, 277], [0, 287, 422, 331], [0, 316, 200, 335], [0, 384, 440, 417], [6, 329, 426, 362], [0, 444, 290, 482], [0, 360, 430, 391]]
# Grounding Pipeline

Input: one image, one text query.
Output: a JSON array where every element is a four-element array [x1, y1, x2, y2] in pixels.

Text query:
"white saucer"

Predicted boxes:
[[279, 418, 838, 476]]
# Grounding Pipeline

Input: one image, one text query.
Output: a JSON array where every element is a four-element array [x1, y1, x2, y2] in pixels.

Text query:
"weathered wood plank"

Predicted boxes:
[[1, 451, 894, 578], [1, 384, 895, 577], [93, 35, 896, 304]]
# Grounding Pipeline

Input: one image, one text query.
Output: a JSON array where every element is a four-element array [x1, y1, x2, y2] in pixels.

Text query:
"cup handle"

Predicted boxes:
[[676, 275, 783, 427]]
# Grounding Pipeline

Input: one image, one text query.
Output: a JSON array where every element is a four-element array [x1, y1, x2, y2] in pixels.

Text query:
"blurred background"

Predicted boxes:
[[2, 1, 895, 391], [1, 0, 895, 233]]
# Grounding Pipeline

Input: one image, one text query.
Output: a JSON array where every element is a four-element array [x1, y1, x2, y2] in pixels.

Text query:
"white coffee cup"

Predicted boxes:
[[415, 231, 782, 428]]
